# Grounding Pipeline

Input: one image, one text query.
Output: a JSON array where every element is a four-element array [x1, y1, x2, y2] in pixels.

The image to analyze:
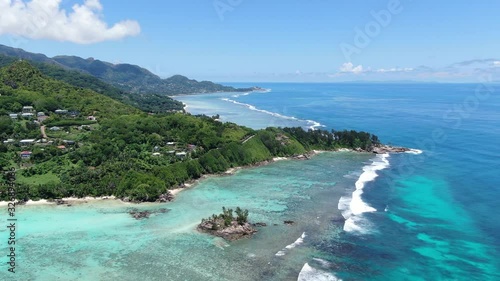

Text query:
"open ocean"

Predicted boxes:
[[177, 83, 500, 280], [2, 83, 499, 280]]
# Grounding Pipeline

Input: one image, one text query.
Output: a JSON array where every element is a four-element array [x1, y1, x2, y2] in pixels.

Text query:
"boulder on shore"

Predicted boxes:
[[156, 191, 174, 203], [370, 145, 411, 154]]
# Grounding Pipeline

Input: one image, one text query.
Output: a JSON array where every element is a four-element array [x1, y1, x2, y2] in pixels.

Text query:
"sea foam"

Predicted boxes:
[[231, 88, 272, 98], [220, 98, 324, 130], [275, 232, 306, 257], [405, 149, 423, 155], [338, 153, 390, 234], [297, 263, 342, 281]]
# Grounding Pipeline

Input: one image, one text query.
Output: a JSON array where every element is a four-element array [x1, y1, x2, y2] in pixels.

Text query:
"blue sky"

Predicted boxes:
[[0, 0, 499, 82]]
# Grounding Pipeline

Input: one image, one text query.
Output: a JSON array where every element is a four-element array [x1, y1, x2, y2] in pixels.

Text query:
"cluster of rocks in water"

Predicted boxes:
[[369, 145, 412, 154], [128, 208, 169, 220], [197, 220, 258, 241], [198, 218, 298, 241]]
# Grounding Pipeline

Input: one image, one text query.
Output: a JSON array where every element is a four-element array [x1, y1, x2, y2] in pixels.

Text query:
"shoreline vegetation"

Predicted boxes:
[[0, 145, 413, 207]]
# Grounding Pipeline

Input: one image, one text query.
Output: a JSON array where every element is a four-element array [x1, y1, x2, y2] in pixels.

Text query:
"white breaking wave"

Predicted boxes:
[[313, 258, 333, 267], [297, 263, 342, 281], [338, 153, 390, 234], [231, 92, 251, 98], [231, 88, 272, 98], [220, 98, 324, 130], [275, 232, 306, 257], [405, 149, 423, 155]]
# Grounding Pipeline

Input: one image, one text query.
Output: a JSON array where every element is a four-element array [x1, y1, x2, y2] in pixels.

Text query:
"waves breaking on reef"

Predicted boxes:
[[220, 97, 324, 130], [338, 153, 390, 234], [297, 263, 343, 281], [275, 232, 307, 257]]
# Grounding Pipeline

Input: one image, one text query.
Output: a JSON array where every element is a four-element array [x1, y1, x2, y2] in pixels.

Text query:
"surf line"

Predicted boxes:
[[338, 153, 390, 234], [275, 232, 307, 257], [220, 98, 324, 130]]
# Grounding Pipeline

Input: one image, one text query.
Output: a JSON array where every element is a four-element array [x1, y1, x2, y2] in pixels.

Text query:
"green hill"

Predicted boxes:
[[0, 60, 139, 118], [0, 44, 258, 96], [0, 54, 184, 113]]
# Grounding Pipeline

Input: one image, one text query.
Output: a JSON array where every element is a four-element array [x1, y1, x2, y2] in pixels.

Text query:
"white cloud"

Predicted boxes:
[[376, 67, 414, 73], [493, 61, 500, 67], [0, 0, 141, 44], [339, 62, 364, 74]]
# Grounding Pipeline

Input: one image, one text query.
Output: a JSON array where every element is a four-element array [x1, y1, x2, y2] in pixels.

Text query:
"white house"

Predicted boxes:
[[19, 139, 36, 146], [21, 113, 35, 118], [55, 109, 68, 114], [175, 152, 187, 158], [22, 106, 35, 113]]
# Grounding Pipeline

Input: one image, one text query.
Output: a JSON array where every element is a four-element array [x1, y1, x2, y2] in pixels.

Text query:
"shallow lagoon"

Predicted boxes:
[[1, 152, 370, 280]]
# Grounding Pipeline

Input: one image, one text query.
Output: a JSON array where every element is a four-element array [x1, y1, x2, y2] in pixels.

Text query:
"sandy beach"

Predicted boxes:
[[0, 196, 119, 207]]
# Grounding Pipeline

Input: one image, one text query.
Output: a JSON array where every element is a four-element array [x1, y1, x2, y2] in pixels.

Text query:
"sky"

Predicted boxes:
[[0, 0, 499, 82]]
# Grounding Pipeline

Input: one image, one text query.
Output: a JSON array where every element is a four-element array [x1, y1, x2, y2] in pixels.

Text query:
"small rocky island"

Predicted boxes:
[[197, 207, 257, 241], [370, 145, 413, 154]]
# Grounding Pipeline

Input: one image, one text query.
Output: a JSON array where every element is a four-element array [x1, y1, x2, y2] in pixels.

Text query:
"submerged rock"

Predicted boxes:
[[129, 210, 151, 219], [129, 208, 170, 220], [284, 220, 295, 225]]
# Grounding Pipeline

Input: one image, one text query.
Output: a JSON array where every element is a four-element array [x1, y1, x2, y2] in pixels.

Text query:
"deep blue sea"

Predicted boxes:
[[176, 83, 500, 280]]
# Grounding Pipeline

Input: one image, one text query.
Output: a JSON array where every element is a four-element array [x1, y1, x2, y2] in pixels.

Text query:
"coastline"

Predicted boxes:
[[0, 195, 123, 207], [0, 146, 411, 207]]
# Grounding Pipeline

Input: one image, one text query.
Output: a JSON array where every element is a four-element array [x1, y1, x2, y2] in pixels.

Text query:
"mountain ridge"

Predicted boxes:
[[0, 44, 258, 95]]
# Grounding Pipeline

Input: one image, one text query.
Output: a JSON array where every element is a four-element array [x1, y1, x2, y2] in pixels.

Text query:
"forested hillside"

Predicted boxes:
[[0, 61, 380, 203], [0, 54, 184, 113], [0, 44, 257, 96]]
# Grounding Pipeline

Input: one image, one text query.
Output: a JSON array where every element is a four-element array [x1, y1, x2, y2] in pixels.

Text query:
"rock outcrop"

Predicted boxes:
[[370, 145, 411, 154], [156, 192, 174, 203], [197, 207, 256, 241], [197, 220, 257, 241]]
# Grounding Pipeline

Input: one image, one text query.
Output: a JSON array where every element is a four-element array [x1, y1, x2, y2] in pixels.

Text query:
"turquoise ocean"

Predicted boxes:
[[1, 83, 499, 280]]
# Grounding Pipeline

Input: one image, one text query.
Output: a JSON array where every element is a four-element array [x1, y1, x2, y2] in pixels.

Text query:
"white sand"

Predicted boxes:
[[169, 188, 185, 196], [272, 157, 289, 161], [0, 196, 118, 207]]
